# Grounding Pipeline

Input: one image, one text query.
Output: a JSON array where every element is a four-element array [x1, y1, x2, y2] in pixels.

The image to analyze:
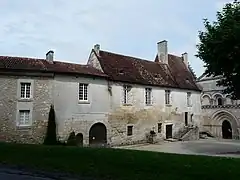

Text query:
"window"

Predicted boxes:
[[79, 83, 88, 101], [20, 83, 31, 99], [165, 90, 171, 105], [187, 92, 191, 107], [127, 125, 133, 136], [145, 88, 152, 105], [123, 85, 131, 104], [185, 112, 188, 126], [158, 123, 162, 133], [190, 114, 193, 122], [19, 110, 30, 126], [217, 98, 223, 105]]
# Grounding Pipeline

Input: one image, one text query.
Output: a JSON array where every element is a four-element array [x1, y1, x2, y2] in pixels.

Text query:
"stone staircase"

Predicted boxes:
[[180, 126, 199, 141], [173, 125, 199, 141]]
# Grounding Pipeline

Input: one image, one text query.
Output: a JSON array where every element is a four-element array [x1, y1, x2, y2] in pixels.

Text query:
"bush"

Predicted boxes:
[[67, 132, 77, 146], [43, 105, 57, 145]]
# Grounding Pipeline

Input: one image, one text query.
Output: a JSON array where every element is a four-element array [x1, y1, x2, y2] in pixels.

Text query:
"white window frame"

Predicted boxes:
[[123, 85, 131, 104], [145, 88, 152, 105], [187, 92, 192, 107], [165, 90, 171, 105], [18, 110, 31, 127], [20, 82, 31, 99], [79, 83, 88, 101]]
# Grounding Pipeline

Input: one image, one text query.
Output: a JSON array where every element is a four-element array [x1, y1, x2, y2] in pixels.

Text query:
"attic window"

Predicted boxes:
[[154, 74, 158, 78], [119, 70, 124, 75], [186, 78, 190, 83]]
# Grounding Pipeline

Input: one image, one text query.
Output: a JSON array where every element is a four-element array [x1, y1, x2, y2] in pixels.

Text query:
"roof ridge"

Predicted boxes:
[[100, 50, 156, 64], [0, 55, 46, 61]]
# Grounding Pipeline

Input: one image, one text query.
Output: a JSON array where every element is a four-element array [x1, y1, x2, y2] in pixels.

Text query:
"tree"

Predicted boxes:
[[196, 0, 240, 99], [44, 105, 57, 145]]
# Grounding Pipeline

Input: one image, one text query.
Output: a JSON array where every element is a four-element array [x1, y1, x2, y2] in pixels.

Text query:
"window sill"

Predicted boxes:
[[18, 98, 33, 102], [145, 104, 153, 106], [16, 125, 32, 130], [165, 104, 172, 107], [78, 100, 90, 104], [123, 104, 132, 106]]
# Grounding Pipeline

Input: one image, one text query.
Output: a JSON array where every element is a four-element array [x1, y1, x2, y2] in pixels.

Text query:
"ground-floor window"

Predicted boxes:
[[158, 123, 162, 133], [18, 110, 30, 126], [127, 125, 133, 136]]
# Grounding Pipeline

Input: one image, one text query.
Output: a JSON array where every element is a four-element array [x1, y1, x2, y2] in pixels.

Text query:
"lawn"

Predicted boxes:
[[0, 143, 239, 180]]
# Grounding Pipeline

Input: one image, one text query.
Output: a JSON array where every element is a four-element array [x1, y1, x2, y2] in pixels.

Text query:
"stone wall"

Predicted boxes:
[[197, 77, 240, 139], [54, 74, 202, 146], [0, 75, 52, 144]]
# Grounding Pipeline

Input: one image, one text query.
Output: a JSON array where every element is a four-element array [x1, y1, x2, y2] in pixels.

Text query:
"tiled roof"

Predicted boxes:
[[0, 56, 107, 77], [95, 50, 201, 91]]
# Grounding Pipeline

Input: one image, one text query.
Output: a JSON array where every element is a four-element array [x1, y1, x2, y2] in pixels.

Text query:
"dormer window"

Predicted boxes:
[[119, 70, 124, 75]]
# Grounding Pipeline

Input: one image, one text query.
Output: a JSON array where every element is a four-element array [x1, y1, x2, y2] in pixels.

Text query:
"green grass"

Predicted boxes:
[[0, 143, 240, 180]]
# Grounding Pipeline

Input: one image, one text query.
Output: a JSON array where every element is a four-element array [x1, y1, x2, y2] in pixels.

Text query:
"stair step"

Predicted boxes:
[[165, 138, 179, 142]]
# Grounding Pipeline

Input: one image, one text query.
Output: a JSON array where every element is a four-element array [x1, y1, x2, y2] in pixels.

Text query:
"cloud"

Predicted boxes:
[[0, 0, 229, 77]]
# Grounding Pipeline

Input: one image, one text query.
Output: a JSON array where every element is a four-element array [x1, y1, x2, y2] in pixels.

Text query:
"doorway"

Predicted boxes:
[[185, 112, 188, 126], [76, 133, 83, 147], [89, 123, 107, 146], [166, 124, 173, 139], [222, 120, 232, 139]]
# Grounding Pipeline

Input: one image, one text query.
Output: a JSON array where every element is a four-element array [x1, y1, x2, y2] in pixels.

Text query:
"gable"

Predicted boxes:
[[87, 50, 104, 72]]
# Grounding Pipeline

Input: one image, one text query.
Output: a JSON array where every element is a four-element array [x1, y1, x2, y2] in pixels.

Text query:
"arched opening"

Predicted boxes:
[[225, 95, 232, 105], [76, 133, 83, 146], [222, 120, 232, 139], [217, 98, 223, 105], [202, 95, 211, 105], [211, 110, 239, 139], [89, 123, 107, 146]]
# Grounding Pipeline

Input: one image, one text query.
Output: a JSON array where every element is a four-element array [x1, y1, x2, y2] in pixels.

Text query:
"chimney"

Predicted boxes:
[[156, 40, 168, 64], [182, 52, 188, 67], [46, 50, 54, 62], [94, 44, 100, 56]]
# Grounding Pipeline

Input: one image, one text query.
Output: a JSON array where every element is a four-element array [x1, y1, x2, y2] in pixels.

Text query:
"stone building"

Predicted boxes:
[[0, 40, 202, 146], [197, 74, 240, 139]]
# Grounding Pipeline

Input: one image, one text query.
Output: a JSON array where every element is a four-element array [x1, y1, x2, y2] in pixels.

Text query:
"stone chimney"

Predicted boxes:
[[94, 44, 100, 56], [46, 50, 54, 62], [182, 52, 188, 67], [156, 40, 168, 64]]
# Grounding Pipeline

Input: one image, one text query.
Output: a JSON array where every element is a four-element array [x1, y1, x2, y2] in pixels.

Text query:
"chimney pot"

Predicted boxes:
[[94, 44, 100, 56], [46, 50, 54, 62], [156, 40, 168, 64]]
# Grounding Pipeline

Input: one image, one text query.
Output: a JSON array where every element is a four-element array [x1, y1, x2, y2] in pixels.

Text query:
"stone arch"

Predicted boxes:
[[211, 110, 239, 139], [201, 94, 211, 105], [225, 95, 232, 105], [89, 122, 107, 146], [213, 93, 224, 105], [212, 93, 224, 99]]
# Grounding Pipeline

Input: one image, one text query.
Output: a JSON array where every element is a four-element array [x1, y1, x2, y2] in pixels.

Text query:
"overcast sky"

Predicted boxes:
[[0, 0, 233, 77]]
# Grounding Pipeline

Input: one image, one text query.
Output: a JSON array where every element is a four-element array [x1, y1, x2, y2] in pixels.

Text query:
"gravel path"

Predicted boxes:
[[114, 138, 240, 158]]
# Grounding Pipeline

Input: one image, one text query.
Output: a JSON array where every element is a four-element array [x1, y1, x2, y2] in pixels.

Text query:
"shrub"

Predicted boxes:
[[43, 105, 57, 145], [67, 131, 77, 146]]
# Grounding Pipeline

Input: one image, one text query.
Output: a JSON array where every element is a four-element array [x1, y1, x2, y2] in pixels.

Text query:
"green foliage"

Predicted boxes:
[[196, 0, 240, 99], [67, 131, 77, 146], [43, 105, 57, 145]]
